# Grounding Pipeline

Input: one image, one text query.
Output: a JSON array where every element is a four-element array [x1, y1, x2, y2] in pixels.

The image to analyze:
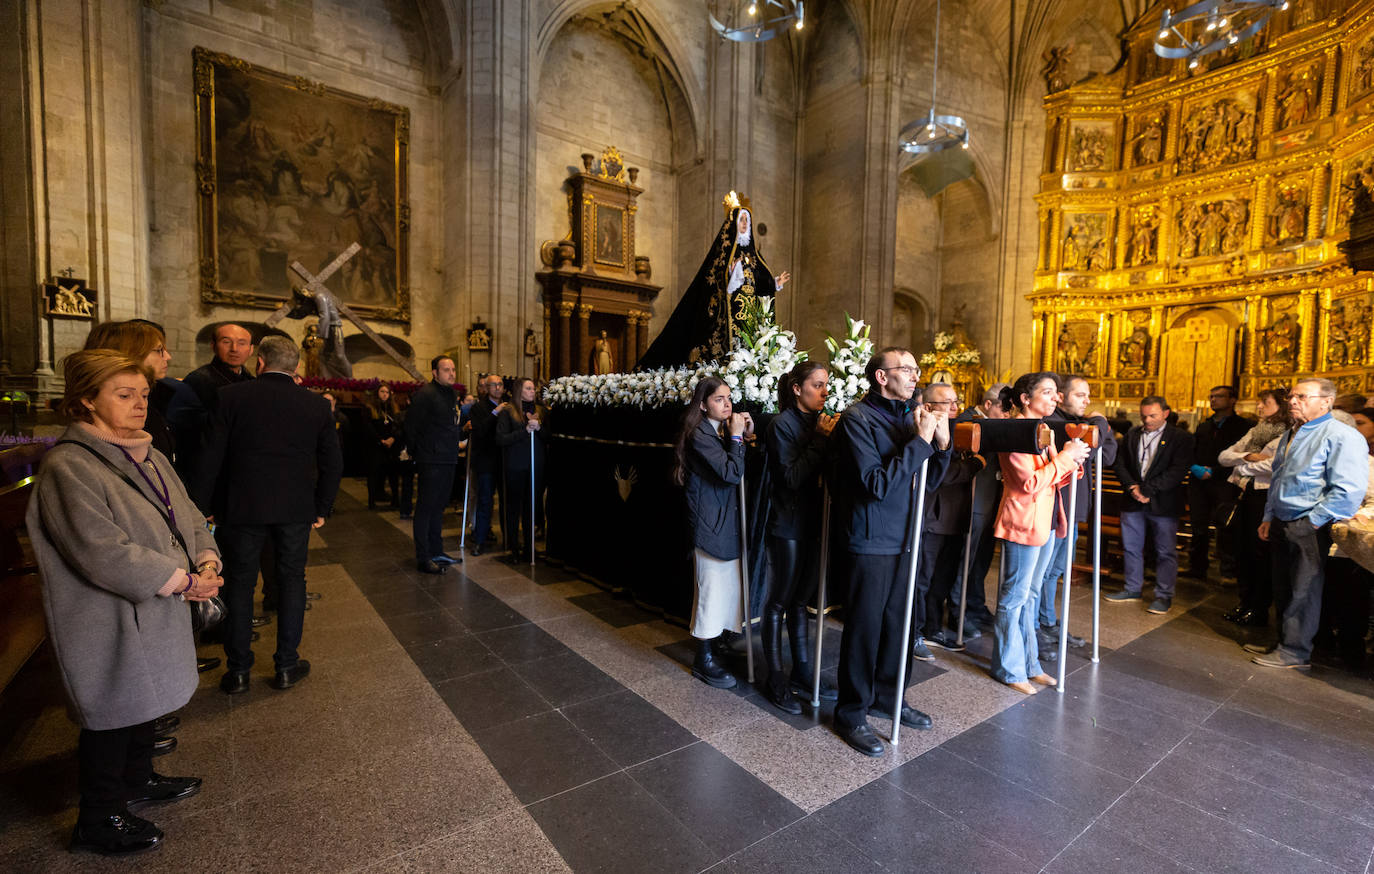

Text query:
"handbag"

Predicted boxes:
[[56, 440, 226, 631]]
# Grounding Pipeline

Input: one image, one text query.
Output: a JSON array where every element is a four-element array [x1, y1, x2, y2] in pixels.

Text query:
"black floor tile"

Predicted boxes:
[[940, 720, 1133, 816], [814, 778, 1028, 874], [1044, 821, 1196, 874], [884, 747, 1090, 869], [1099, 785, 1345, 874], [404, 634, 501, 683], [513, 563, 584, 585], [433, 666, 551, 732], [471, 710, 620, 804], [1099, 650, 1235, 701], [626, 742, 805, 858], [529, 772, 718, 874], [1022, 679, 1198, 750], [1139, 754, 1374, 871], [444, 598, 529, 632], [368, 585, 441, 618], [989, 696, 1167, 781], [477, 623, 572, 665], [1226, 686, 1374, 749], [1087, 663, 1224, 724], [511, 651, 622, 708], [707, 817, 885, 873], [381, 609, 467, 646], [1202, 706, 1374, 784], [562, 689, 698, 768]]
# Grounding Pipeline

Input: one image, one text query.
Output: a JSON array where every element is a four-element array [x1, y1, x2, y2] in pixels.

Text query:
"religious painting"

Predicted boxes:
[[1349, 34, 1374, 104], [1054, 320, 1099, 377], [1335, 147, 1374, 232], [1176, 193, 1250, 259], [1059, 212, 1113, 272], [193, 47, 410, 322], [593, 204, 625, 268], [1065, 120, 1115, 173], [1177, 86, 1260, 174], [1127, 109, 1166, 167], [1265, 177, 1309, 246], [1274, 60, 1322, 131]]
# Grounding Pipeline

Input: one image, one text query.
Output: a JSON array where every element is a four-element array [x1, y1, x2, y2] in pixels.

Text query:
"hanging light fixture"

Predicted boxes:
[[708, 0, 804, 43], [1153, 0, 1291, 69], [898, 0, 968, 156]]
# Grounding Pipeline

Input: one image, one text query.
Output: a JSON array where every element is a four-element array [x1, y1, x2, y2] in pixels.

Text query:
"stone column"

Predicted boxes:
[[623, 311, 639, 369], [576, 303, 593, 375], [635, 310, 650, 367], [556, 300, 574, 377]]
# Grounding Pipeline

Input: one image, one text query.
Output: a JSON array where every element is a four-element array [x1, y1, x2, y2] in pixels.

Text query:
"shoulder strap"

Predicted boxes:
[[56, 440, 193, 564]]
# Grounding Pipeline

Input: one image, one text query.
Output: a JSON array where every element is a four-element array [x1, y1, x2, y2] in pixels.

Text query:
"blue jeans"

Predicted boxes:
[[219, 521, 311, 673], [1120, 512, 1178, 598], [992, 539, 1055, 684], [1037, 528, 1077, 628]]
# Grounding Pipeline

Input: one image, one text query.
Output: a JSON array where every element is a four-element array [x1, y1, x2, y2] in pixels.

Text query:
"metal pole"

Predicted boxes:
[[737, 479, 756, 684], [1092, 445, 1103, 664], [1056, 477, 1078, 692], [812, 486, 831, 708], [891, 458, 930, 747], [459, 436, 473, 551], [529, 431, 536, 567], [955, 478, 979, 646]]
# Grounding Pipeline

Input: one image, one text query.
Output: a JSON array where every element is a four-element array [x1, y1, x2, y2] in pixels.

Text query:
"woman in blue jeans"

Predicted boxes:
[[990, 373, 1089, 694]]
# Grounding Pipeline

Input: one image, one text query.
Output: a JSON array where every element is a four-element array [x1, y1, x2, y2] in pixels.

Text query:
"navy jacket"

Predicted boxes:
[[467, 396, 504, 474], [404, 380, 462, 465], [923, 452, 983, 537], [494, 402, 549, 473], [1193, 412, 1253, 472], [834, 393, 950, 555], [955, 407, 1002, 519], [1114, 424, 1194, 517], [1045, 409, 1119, 524], [766, 407, 829, 540], [685, 419, 747, 560]]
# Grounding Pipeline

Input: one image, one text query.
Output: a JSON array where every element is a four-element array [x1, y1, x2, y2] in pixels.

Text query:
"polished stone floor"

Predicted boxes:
[[3, 480, 1373, 873]]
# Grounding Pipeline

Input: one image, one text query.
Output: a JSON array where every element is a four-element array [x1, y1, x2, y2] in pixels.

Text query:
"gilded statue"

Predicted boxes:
[[1267, 188, 1308, 245], [1042, 46, 1073, 94], [1178, 202, 1202, 258], [1069, 128, 1110, 172], [1062, 222, 1086, 270], [1221, 201, 1248, 253], [1056, 325, 1080, 374], [1179, 96, 1257, 173], [1338, 158, 1374, 229], [592, 330, 614, 375], [1131, 115, 1164, 166], [1349, 303, 1371, 364], [1129, 208, 1158, 266], [1260, 312, 1298, 369], [1118, 327, 1150, 376], [301, 322, 323, 378], [1356, 40, 1374, 97], [1327, 308, 1351, 368], [1178, 199, 1247, 258], [1276, 65, 1319, 130]]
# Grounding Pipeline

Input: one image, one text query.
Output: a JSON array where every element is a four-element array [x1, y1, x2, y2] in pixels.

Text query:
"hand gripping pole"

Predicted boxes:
[[737, 479, 756, 684], [812, 485, 832, 708], [890, 458, 930, 747]]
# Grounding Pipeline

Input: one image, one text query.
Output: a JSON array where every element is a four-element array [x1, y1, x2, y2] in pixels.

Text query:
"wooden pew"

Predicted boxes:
[[0, 475, 44, 691]]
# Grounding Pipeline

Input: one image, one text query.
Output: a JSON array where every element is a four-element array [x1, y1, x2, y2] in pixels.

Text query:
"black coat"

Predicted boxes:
[[495, 402, 549, 473], [685, 419, 747, 560], [766, 407, 829, 540], [1193, 413, 1253, 471], [182, 358, 252, 414], [194, 372, 343, 524], [833, 393, 950, 555], [1114, 424, 1194, 517], [404, 380, 462, 466], [1045, 409, 1119, 523], [467, 396, 504, 474], [955, 407, 1002, 519], [923, 452, 983, 537]]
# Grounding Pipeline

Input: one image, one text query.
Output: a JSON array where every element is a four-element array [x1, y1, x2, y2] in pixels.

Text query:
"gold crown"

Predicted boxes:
[[722, 190, 752, 217]]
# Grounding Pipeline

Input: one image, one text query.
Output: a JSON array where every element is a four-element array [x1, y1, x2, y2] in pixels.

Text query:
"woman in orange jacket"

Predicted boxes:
[[991, 373, 1090, 694]]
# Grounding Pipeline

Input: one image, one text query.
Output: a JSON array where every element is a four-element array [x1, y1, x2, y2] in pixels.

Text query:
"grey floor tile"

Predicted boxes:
[[476, 623, 572, 665], [529, 771, 718, 874], [368, 586, 441, 618], [433, 666, 552, 732], [1103, 650, 1235, 701], [404, 634, 502, 683], [561, 689, 699, 768], [381, 609, 467, 646], [626, 741, 805, 858], [707, 816, 885, 873], [511, 650, 622, 708], [1044, 822, 1195, 874], [471, 710, 619, 803], [1023, 680, 1198, 750], [1202, 706, 1374, 784], [989, 695, 1167, 781]]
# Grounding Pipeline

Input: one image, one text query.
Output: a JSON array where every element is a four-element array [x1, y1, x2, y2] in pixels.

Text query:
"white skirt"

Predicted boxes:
[[691, 548, 743, 640]]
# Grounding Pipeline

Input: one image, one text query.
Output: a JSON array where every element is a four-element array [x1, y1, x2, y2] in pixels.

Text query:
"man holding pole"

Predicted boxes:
[[465, 374, 506, 555], [405, 355, 464, 574], [831, 348, 950, 757]]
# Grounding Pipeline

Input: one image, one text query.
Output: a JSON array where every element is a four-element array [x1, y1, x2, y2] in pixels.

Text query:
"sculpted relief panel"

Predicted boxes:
[[1067, 121, 1115, 172], [1177, 196, 1249, 259], [1060, 214, 1113, 271], [1266, 179, 1309, 246], [1178, 89, 1259, 174], [1276, 62, 1321, 131], [1128, 110, 1166, 167]]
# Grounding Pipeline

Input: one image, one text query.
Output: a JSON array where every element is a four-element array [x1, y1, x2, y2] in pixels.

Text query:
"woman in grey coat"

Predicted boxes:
[[27, 350, 222, 856]]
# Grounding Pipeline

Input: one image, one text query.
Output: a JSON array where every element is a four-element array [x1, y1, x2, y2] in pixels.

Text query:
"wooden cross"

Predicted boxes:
[[264, 242, 425, 382]]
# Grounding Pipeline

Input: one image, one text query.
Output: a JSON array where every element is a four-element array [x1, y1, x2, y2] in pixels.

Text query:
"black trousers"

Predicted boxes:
[[921, 531, 969, 638], [503, 467, 544, 558], [950, 512, 995, 617], [835, 550, 915, 731], [1189, 477, 1239, 573], [413, 462, 456, 563], [1325, 556, 1373, 666], [471, 469, 497, 546], [78, 720, 155, 822], [220, 521, 311, 673], [1232, 484, 1272, 615]]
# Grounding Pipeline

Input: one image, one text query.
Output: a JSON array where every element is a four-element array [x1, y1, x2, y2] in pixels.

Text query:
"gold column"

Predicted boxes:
[[1106, 313, 1122, 380], [1307, 166, 1327, 242], [1243, 295, 1260, 376], [1149, 306, 1165, 381], [1297, 290, 1317, 372], [556, 301, 575, 377]]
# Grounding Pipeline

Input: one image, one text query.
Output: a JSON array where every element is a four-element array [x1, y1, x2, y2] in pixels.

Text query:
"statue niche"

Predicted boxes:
[[1266, 184, 1309, 246], [1061, 214, 1112, 271], [1177, 198, 1249, 259], [1179, 92, 1258, 174], [1129, 112, 1166, 166], [1276, 62, 1321, 130]]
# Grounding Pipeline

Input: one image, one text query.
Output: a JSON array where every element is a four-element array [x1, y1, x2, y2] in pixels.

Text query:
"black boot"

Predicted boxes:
[[787, 611, 838, 701], [762, 607, 802, 714], [691, 637, 737, 689]]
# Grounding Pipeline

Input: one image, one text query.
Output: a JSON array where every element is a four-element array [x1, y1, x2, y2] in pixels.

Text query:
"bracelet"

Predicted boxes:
[[178, 573, 193, 595], [196, 561, 217, 575], [730, 435, 743, 442]]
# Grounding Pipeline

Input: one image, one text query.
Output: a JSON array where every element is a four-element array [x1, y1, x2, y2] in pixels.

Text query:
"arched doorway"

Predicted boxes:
[[1160, 307, 1240, 411]]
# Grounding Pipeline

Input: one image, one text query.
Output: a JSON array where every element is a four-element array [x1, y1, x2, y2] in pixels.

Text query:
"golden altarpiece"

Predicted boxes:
[[536, 147, 661, 379], [1032, 0, 1374, 411]]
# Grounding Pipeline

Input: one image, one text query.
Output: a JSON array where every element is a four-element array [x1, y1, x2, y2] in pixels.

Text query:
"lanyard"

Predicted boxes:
[[119, 448, 175, 531]]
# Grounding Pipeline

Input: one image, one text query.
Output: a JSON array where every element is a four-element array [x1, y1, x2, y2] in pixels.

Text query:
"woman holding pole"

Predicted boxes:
[[762, 361, 838, 713], [494, 378, 547, 563], [991, 373, 1089, 695], [673, 377, 753, 689]]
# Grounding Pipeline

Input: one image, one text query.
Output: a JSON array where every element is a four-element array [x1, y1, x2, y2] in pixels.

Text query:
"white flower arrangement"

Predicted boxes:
[[932, 331, 954, 352], [823, 312, 873, 415]]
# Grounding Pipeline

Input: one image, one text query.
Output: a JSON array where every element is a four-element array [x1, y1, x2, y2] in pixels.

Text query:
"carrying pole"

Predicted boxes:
[[955, 478, 979, 646], [890, 458, 930, 747], [459, 437, 473, 551], [737, 479, 756, 684], [1092, 445, 1103, 664], [530, 431, 537, 567], [1056, 476, 1079, 692], [811, 486, 832, 708]]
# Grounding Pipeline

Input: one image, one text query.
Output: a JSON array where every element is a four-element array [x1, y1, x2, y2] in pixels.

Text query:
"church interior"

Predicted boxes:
[[3, 0, 1374, 871]]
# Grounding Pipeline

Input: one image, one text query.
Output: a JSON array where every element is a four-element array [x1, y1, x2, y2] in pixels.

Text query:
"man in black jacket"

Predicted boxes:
[[831, 348, 950, 757], [195, 335, 342, 693], [405, 355, 464, 574], [1107, 396, 1194, 614], [1036, 375, 1118, 654], [1187, 385, 1251, 579], [465, 374, 505, 555], [948, 385, 1008, 632]]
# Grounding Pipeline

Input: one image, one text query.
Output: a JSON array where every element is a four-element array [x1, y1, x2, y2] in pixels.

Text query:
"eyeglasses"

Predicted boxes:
[[1289, 394, 1330, 402], [884, 366, 919, 377], [924, 400, 958, 408]]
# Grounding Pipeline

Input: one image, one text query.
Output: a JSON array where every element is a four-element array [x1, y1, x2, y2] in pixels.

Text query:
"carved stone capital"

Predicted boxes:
[[556, 301, 576, 318], [577, 303, 594, 320]]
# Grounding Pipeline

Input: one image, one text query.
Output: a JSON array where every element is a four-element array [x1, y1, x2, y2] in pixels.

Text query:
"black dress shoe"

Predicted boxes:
[[151, 736, 177, 757], [1222, 604, 1247, 623], [250, 615, 271, 628], [470, 544, 484, 557], [871, 704, 934, 730], [1236, 609, 1268, 627], [764, 678, 804, 715], [127, 773, 202, 807], [417, 560, 447, 574], [692, 639, 737, 689], [196, 656, 221, 673], [270, 659, 311, 690], [432, 553, 462, 565], [71, 813, 163, 855], [151, 715, 180, 735], [1242, 642, 1277, 654], [836, 721, 885, 757], [1041, 625, 1086, 648], [790, 670, 839, 701], [219, 672, 250, 695]]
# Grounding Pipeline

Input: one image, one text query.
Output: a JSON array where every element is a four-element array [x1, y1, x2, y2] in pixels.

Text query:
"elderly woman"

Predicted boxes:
[[27, 350, 222, 856]]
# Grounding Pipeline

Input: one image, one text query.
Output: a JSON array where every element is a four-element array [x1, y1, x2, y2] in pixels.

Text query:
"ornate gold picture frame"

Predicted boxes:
[[193, 47, 411, 322], [592, 203, 626, 268]]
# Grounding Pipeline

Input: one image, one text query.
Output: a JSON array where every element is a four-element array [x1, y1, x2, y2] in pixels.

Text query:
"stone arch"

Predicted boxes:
[[892, 287, 934, 351], [412, 0, 464, 83]]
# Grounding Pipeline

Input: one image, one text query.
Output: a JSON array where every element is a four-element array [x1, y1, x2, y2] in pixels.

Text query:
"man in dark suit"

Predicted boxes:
[[196, 335, 342, 693], [948, 384, 1009, 633], [1187, 385, 1251, 579], [405, 355, 464, 573], [465, 374, 505, 555], [1107, 396, 1194, 615]]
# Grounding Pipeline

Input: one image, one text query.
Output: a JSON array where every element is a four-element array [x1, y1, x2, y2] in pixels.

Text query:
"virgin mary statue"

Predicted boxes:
[[637, 191, 790, 370]]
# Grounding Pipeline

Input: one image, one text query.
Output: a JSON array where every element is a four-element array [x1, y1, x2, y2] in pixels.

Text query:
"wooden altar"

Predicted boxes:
[[536, 147, 662, 378]]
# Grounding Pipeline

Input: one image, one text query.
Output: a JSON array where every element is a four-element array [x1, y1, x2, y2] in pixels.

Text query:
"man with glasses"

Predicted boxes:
[[1187, 385, 1252, 580], [1250, 379, 1367, 669], [405, 355, 464, 574], [465, 374, 506, 555], [830, 348, 950, 757]]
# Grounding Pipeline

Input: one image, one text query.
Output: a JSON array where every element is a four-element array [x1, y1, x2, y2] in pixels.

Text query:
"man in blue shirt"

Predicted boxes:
[[1251, 378, 1369, 669]]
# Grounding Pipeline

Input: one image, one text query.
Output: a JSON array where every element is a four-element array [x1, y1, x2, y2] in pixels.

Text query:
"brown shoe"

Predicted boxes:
[[1030, 673, 1058, 687], [1007, 680, 1038, 695]]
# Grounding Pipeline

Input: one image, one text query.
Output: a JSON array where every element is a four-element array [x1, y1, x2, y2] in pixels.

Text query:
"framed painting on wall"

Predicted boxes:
[[193, 47, 411, 322]]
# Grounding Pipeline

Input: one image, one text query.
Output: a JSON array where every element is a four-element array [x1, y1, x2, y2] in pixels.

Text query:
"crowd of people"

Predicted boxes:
[[24, 323, 1374, 852]]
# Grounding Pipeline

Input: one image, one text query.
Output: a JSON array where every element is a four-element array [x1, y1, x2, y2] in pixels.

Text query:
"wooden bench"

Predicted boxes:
[[0, 472, 46, 691]]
